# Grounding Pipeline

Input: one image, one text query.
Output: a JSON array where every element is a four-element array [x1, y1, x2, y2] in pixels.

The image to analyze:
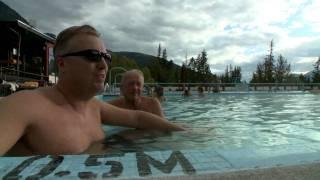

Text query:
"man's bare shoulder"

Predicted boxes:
[[108, 97, 125, 106], [0, 88, 56, 115], [1, 89, 42, 104], [141, 96, 160, 105], [0, 90, 46, 125]]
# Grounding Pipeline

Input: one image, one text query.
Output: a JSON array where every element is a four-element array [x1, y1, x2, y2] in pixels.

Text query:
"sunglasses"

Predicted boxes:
[[61, 49, 112, 65]]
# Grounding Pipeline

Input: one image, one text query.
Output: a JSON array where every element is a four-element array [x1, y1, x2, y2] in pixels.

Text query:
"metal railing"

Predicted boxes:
[[0, 67, 48, 82], [106, 82, 320, 95], [107, 67, 127, 94]]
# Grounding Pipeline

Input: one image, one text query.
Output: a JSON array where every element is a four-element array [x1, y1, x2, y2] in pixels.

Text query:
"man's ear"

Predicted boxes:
[[56, 57, 66, 73], [56, 57, 65, 68]]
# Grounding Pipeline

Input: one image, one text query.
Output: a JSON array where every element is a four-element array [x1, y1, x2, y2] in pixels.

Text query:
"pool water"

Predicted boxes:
[[102, 93, 320, 154]]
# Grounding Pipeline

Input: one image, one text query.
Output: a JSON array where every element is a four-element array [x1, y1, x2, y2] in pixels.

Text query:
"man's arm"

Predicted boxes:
[[108, 97, 122, 106], [97, 100, 184, 131], [0, 95, 29, 155]]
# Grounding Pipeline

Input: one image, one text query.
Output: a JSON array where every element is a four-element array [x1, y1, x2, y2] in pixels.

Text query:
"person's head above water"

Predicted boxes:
[[154, 86, 164, 97], [120, 69, 144, 102], [109, 69, 166, 117], [54, 25, 112, 96]]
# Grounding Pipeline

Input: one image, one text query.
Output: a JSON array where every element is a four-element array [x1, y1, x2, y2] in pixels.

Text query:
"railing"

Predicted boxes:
[[107, 67, 127, 94], [106, 82, 320, 95], [0, 67, 48, 81]]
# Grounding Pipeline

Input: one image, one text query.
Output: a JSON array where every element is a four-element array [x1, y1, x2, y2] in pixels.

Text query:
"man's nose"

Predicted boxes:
[[97, 58, 107, 71], [133, 83, 140, 90]]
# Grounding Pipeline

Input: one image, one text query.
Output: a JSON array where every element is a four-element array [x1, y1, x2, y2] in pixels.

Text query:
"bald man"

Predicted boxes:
[[109, 69, 165, 117]]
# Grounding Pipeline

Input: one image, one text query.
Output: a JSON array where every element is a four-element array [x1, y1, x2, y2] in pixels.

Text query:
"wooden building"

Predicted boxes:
[[0, 20, 55, 82]]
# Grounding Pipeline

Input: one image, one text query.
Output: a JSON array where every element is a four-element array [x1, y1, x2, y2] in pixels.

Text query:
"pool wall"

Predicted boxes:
[[1, 143, 320, 179]]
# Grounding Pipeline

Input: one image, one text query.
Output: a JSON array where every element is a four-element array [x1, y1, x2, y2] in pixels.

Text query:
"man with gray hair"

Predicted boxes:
[[0, 25, 183, 156], [109, 69, 165, 117]]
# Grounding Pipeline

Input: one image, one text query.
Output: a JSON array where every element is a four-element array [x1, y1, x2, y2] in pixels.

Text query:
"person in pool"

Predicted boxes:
[[183, 86, 192, 97], [109, 69, 165, 117], [153, 86, 166, 102], [198, 86, 204, 97], [0, 25, 184, 156]]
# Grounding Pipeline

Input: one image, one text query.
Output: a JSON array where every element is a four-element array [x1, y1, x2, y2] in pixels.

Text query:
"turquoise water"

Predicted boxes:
[[102, 93, 320, 153]]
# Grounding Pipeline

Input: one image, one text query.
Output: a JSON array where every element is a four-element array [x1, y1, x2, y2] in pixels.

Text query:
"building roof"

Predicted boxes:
[[0, 1, 55, 43], [16, 20, 55, 43], [0, 1, 29, 24]]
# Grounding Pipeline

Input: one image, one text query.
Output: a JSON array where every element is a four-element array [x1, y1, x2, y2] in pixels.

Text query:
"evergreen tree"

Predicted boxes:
[[162, 48, 167, 60], [157, 43, 161, 59], [188, 57, 196, 71], [141, 67, 154, 83], [224, 65, 229, 83], [186, 57, 197, 82], [223, 64, 242, 83], [233, 66, 242, 83], [251, 62, 264, 83], [275, 54, 290, 83], [195, 49, 212, 82], [250, 40, 292, 83], [264, 40, 275, 83], [180, 63, 187, 83], [251, 73, 257, 83], [313, 57, 320, 83], [299, 74, 306, 83]]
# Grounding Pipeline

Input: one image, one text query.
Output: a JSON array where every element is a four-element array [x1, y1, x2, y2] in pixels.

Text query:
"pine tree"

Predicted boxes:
[[299, 74, 306, 83], [180, 63, 187, 83], [255, 63, 265, 83], [264, 40, 275, 83], [313, 57, 320, 83], [251, 40, 279, 83], [314, 57, 320, 71], [162, 48, 167, 60], [224, 65, 229, 83], [188, 57, 196, 71], [275, 54, 290, 83], [157, 43, 161, 59]]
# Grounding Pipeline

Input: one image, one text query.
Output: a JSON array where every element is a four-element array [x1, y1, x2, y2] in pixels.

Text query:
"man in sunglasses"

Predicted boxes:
[[0, 25, 184, 156], [109, 69, 165, 117]]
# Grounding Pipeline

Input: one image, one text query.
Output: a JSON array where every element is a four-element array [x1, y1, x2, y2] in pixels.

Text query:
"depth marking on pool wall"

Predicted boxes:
[[136, 151, 196, 176], [2, 150, 196, 179]]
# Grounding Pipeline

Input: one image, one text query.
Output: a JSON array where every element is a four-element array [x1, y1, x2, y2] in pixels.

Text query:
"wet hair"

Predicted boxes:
[[53, 25, 100, 58]]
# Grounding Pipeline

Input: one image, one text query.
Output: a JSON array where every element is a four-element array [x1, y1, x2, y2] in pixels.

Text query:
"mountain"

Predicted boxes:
[[113, 51, 158, 67], [304, 70, 318, 81], [113, 51, 180, 68], [0, 1, 29, 24]]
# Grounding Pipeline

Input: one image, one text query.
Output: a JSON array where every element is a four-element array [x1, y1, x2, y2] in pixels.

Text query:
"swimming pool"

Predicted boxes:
[[2, 92, 320, 179], [103, 93, 320, 157]]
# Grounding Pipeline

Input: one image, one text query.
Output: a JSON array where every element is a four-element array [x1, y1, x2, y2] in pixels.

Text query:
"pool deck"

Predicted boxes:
[[1, 143, 320, 179]]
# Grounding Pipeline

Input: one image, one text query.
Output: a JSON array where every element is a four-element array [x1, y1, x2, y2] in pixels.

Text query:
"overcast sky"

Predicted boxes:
[[2, 0, 320, 80]]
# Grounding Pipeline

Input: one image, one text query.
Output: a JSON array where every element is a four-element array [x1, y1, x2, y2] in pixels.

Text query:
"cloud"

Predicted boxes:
[[284, 38, 320, 57], [2, 0, 319, 79], [301, 0, 320, 32], [2, 0, 105, 33]]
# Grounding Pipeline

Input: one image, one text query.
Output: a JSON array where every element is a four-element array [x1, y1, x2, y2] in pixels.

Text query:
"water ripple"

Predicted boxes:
[[105, 93, 320, 152]]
